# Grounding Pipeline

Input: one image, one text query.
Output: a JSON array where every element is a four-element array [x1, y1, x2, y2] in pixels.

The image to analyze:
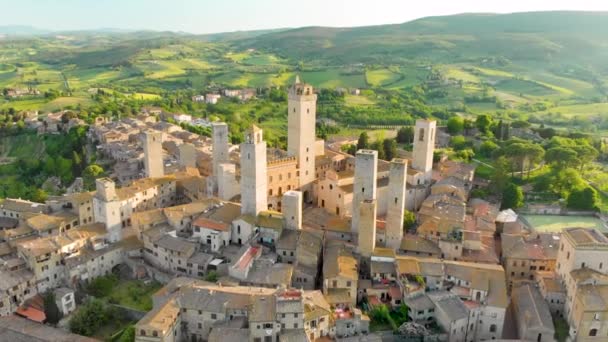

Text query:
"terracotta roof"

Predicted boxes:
[[16, 307, 46, 323], [193, 217, 230, 231]]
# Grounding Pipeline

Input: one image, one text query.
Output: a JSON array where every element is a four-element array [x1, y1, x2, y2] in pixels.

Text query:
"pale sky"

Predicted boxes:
[[1, 0, 608, 34]]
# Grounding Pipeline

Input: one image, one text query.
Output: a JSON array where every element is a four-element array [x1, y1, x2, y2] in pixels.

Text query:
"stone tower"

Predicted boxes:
[[282, 190, 303, 230], [352, 150, 378, 234], [288, 75, 317, 201], [412, 119, 436, 183], [178, 143, 196, 168], [212, 122, 230, 177], [358, 199, 377, 257], [142, 131, 164, 178], [93, 178, 122, 242], [386, 158, 408, 249], [240, 125, 267, 215]]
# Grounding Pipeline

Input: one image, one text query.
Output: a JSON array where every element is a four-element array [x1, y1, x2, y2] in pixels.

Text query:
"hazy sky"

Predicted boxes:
[[2, 0, 608, 34]]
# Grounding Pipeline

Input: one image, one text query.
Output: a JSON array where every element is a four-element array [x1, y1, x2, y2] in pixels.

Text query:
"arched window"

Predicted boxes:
[[140, 330, 146, 336], [589, 328, 598, 336], [419, 128, 425, 141], [489, 324, 497, 333]]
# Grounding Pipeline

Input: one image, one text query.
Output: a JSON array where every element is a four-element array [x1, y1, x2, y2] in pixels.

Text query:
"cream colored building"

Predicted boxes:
[[288, 76, 318, 201]]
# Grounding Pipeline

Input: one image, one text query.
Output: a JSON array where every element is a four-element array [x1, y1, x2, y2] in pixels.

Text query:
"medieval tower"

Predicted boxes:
[[288, 76, 317, 201], [142, 131, 164, 178], [240, 125, 268, 215], [412, 119, 436, 184], [212, 122, 230, 177], [352, 149, 378, 234], [358, 199, 377, 257], [386, 158, 408, 249], [282, 190, 303, 230]]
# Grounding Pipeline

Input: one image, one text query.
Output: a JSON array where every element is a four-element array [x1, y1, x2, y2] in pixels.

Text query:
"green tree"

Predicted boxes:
[[32, 189, 48, 203], [83, 164, 104, 189], [403, 210, 416, 230], [545, 147, 579, 170], [489, 157, 511, 195], [357, 132, 369, 150], [383, 138, 397, 161], [69, 298, 110, 336], [573, 145, 599, 171], [371, 140, 386, 160], [446, 116, 464, 134], [43, 292, 62, 325], [450, 135, 468, 151], [475, 114, 493, 134], [118, 325, 135, 342], [567, 186, 599, 211], [478, 140, 499, 158], [396, 126, 414, 144], [501, 183, 524, 210], [205, 271, 218, 282]]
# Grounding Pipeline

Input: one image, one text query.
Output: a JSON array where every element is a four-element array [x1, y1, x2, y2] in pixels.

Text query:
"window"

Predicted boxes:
[[211, 313, 217, 319], [601, 263, 604, 270], [346, 281, 351, 287], [567, 252, 570, 259], [589, 328, 598, 336], [152, 331, 158, 337], [582, 262, 586, 268], [140, 330, 146, 336], [419, 128, 425, 141], [490, 324, 497, 333]]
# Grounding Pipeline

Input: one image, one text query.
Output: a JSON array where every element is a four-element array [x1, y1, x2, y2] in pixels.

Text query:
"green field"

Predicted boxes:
[[522, 214, 607, 233]]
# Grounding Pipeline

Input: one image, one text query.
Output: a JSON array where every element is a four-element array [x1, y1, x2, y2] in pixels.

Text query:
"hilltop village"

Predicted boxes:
[[0, 77, 607, 342]]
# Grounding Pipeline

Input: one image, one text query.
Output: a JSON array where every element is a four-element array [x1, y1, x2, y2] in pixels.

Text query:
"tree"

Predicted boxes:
[[383, 138, 397, 161], [475, 114, 493, 134], [205, 271, 218, 282], [479, 140, 499, 158], [567, 186, 599, 211], [573, 145, 599, 171], [396, 126, 414, 144], [551, 168, 586, 198], [69, 298, 110, 336], [456, 149, 475, 162], [32, 189, 48, 203], [450, 135, 468, 151], [371, 140, 386, 160], [501, 183, 524, 210], [403, 210, 416, 230], [83, 164, 104, 189], [447, 116, 464, 134], [43, 292, 62, 325], [545, 147, 579, 170], [357, 132, 369, 150], [118, 325, 135, 342]]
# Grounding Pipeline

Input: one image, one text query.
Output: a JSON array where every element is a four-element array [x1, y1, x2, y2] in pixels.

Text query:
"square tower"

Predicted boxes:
[[93, 178, 122, 242], [288, 76, 317, 200], [358, 199, 377, 257], [282, 190, 303, 230], [412, 119, 436, 183], [178, 143, 196, 168], [142, 131, 164, 178], [386, 158, 408, 249], [240, 125, 268, 215], [351, 149, 378, 233], [212, 122, 230, 177]]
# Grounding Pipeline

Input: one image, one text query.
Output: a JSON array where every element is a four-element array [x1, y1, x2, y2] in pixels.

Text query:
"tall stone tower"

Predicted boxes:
[[212, 122, 230, 177], [142, 131, 164, 178], [386, 158, 408, 249], [288, 76, 317, 201], [178, 143, 196, 168], [412, 119, 436, 183], [352, 150, 378, 234], [282, 190, 303, 230], [240, 125, 267, 215], [358, 199, 377, 257], [93, 178, 122, 242]]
